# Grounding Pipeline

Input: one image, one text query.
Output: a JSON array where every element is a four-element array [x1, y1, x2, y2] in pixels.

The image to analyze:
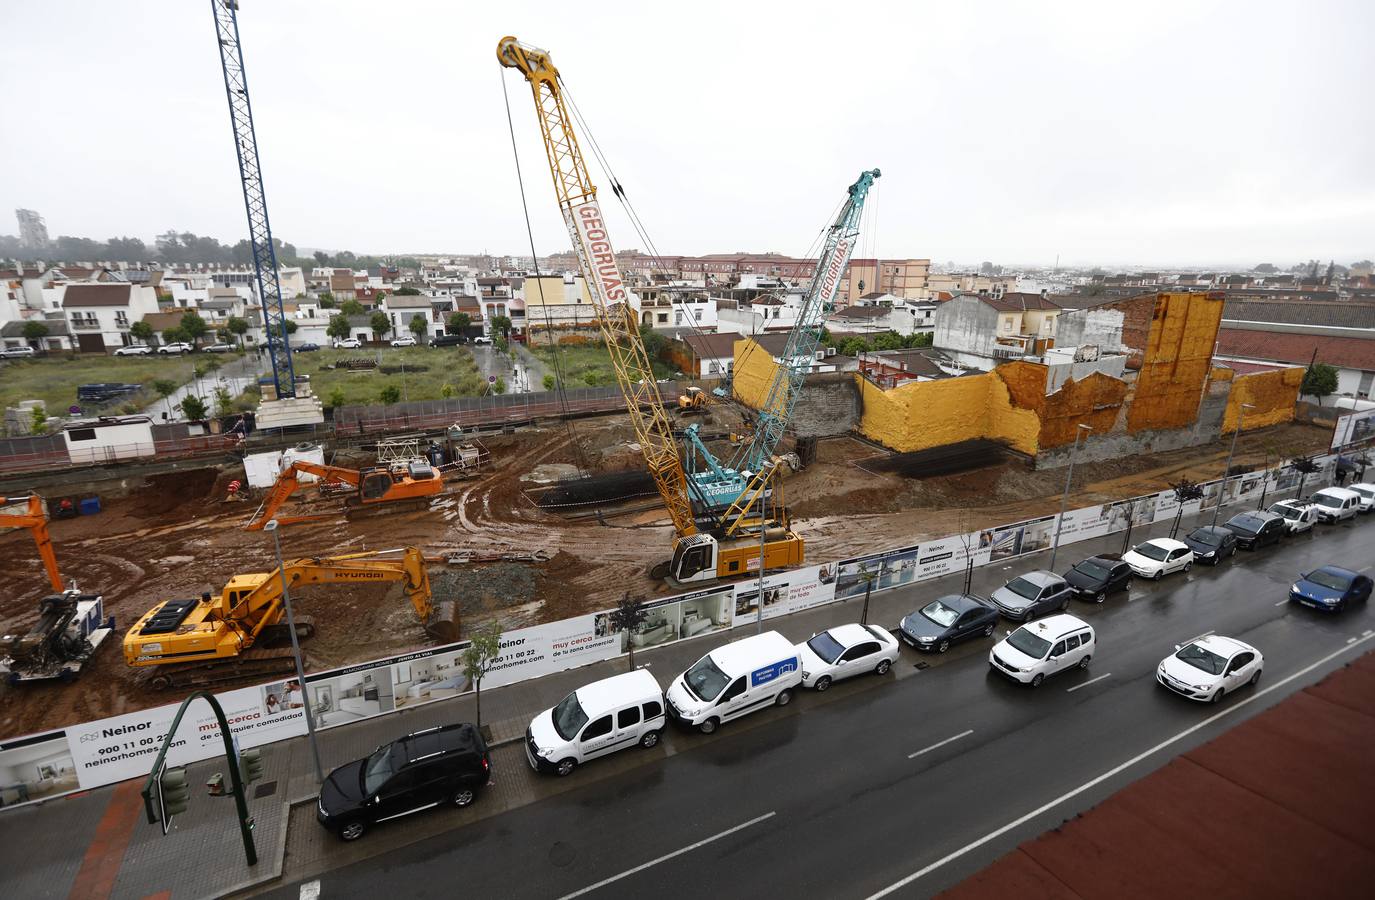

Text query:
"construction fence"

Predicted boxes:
[[0, 450, 1345, 812]]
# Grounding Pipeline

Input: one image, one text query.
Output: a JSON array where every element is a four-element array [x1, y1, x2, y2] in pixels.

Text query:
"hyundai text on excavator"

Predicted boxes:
[[245, 459, 444, 530], [499, 37, 809, 586], [0, 494, 114, 684], [122, 547, 457, 690]]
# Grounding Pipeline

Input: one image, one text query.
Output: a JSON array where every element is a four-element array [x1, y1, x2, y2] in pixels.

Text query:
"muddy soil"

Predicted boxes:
[[0, 417, 1332, 735]]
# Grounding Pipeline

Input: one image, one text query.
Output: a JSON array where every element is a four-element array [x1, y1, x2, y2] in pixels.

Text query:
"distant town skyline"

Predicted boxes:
[[2, 1, 1371, 267]]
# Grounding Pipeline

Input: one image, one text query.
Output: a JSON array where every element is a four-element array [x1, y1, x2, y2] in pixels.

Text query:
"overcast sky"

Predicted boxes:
[[2, 0, 1371, 268]]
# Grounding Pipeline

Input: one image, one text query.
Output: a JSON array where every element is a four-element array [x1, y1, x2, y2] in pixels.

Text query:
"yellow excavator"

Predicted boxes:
[[245, 459, 445, 530], [123, 547, 457, 690]]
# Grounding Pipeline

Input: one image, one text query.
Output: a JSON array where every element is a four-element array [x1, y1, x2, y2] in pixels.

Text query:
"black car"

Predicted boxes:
[[77, 382, 142, 403], [430, 334, 466, 347], [317, 723, 490, 842], [1063, 555, 1132, 602], [1181, 525, 1238, 564], [294, 342, 321, 352], [899, 594, 1000, 653], [1223, 511, 1286, 550]]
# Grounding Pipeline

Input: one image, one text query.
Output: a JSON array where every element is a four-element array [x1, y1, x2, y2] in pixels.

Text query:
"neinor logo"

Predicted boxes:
[[102, 722, 153, 738]]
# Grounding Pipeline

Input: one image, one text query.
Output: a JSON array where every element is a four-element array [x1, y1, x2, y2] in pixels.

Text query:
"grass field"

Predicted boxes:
[[529, 341, 674, 388], [292, 346, 487, 407], [0, 352, 241, 417]]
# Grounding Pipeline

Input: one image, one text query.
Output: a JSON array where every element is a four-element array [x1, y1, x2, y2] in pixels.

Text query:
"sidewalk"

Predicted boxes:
[[0, 481, 1328, 899]]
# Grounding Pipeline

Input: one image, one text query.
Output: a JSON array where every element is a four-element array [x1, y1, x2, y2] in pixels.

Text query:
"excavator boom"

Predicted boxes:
[[0, 495, 64, 593], [246, 459, 439, 530]]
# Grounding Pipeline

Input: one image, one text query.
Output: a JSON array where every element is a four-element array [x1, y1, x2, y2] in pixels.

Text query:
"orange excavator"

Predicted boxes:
[[123, 546, 457, 690], [0, 495, 114, 683], [245, 459, 445, 530]]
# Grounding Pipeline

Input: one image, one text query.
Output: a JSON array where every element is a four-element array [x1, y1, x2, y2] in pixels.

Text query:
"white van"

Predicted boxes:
[[989, 613, 1095, 687], [1348, 482, 1375, 513], [666, 631, 802, 734], [1312, 487, 1361, 523], [525, 669, 666, 777]]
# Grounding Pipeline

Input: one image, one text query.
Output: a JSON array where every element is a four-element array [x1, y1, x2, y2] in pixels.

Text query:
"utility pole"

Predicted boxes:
[[264, 520, 324, 784], [1211, 403, 1255, 526], [1049, 424, 1092, 571]]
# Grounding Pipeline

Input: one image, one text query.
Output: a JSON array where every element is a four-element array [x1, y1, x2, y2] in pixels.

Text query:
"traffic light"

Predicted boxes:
[[239, 748, 264, 784], [158, 766, 190, 833]]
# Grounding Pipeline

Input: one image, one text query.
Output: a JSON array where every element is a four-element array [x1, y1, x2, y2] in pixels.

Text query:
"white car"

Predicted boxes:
[[0, 345, 37, 358], [332, 338, 362, 349], [1348, 483, 1375, 514], [472, 336, 493, 345], [157, 342, 193, 354], [989, 613, 1095, 687], [1122, 538, 1193, 580], [795, 623, 899, 691], [114, 344, 152, 356], [1268, 499, 1317, 534], [389, 336, 417, 347], [1156, 635, 1262, 703]]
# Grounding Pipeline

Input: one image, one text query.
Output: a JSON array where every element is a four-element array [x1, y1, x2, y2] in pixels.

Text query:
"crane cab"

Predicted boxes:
[[668, 528, 805, 586]]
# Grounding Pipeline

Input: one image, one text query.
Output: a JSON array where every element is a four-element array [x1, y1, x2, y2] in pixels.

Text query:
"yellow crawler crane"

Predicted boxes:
[[498, 36, 803, 585], [123, 547, 456, 689]]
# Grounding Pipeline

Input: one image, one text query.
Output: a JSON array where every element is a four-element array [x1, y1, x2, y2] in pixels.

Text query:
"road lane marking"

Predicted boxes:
[[866, 631, 1375, 899], [1066, 673, 1112, 693], [1274, 598, 1289, 606], [907, 730, 973, 760], [558, 812, 775, 899], [300, 881, 321, 900]]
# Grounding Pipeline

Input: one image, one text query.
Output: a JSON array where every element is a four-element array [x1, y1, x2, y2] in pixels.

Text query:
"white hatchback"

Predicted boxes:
[[1156, 635, 1263, 703], [333, 338, 362, 349], [1122, 538, 1193, 580], [390, 336, 417, 347], [989, 613, 1095, 687], [114, 344, 152, 356], [795, 623, 899, 691]]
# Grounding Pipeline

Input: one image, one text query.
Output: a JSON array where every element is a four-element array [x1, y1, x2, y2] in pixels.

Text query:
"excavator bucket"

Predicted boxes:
[[425, 600, 461, 645]]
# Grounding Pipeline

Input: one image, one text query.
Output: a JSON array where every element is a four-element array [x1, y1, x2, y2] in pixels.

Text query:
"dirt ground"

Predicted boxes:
[[0, 414, 1333, 736]]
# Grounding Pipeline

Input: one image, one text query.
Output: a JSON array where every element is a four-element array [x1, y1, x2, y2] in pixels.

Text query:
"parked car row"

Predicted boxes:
[[315, 485, 1374, 842]]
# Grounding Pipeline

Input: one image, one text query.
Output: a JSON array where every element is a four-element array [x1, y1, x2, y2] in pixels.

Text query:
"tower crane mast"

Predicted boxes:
[[211, 0, 295, 399]]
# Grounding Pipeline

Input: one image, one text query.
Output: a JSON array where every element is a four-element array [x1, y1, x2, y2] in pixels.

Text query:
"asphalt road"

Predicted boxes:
[[268, 517, 1375, 900]]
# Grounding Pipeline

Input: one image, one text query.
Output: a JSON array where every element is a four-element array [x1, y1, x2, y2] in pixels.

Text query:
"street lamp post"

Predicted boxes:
[[1211, 403, 1255, 527], [1049, 423, 1092, 572], [264, 519, 325, 784]]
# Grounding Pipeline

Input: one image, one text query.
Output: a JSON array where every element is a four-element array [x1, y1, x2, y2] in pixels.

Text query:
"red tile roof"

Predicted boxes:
[[1215, 327, 1375, 371]]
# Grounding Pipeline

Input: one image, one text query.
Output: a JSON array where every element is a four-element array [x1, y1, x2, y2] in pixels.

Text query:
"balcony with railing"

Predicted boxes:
[[990, 334, 1033, 358], [70, 318, 103, 331]]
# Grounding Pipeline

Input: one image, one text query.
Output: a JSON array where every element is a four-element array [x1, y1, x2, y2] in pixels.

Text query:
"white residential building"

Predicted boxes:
[[62, 284, 161, 353]]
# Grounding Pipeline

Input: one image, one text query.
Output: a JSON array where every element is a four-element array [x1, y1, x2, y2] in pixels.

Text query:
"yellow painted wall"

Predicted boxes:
[[731, 337, 786, 419], [1126, 292, 1225, 433], [1222, 367, 1302, 433], [855, 369, 1040, 456]]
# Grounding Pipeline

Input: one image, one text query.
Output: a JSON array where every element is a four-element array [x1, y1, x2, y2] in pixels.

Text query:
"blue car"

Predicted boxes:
[[1289, 565, 1373, 613]]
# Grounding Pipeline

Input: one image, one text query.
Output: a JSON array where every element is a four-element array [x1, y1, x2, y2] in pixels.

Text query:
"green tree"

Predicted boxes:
[[162, 326, 188, 346], [226, 316, 249, 347], [839, 337, 872, 356], [493, 377, 507, 395], [394, 286, 422, 296], [543, 373, 556, 391], [153, 378, 179, 419], [30, 405, 47, 435], [409, 314, 429, 340], [639, 323, 667, 358], [460, 622, 503, 732], [326, 314, 352, 342], [177, 394, 208, 421], [129, 320, 154, 345], [490, 314, 512, 340], [282, 319, 298, 335], [213, 386, 234, 418], [326, 387, 346, 409], [608, 592, 649, 672], [904, 332, 933, 349], [179, 310, 208, 347], [582, 371, 600, 387], [379, 384, 401, 404], [872, 330, 906, 351], [447, 312, 471, 334], [317, 291, 335, 309], [370, 311, 392, 340], [440, 383, 455, 399], [21, 320, 49, 345], [1301, 362, 1339, 405], [340, 299, 365, 317]]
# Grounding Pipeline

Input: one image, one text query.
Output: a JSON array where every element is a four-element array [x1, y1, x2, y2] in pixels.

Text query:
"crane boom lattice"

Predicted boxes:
[[211, 0, 295, 399]]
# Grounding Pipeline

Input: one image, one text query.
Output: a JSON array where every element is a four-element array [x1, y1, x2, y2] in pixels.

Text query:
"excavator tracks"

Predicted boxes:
[[142, 616, 316, 691]]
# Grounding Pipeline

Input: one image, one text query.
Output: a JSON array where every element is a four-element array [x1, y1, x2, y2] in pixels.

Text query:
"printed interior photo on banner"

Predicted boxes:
[[984, 516, 1055, 559], [391, 649, 467, 711], [734, 585, 784, 620], [260, 679, 306, 716], [0, 733, 76, 808], [306, 667, 396, 724]]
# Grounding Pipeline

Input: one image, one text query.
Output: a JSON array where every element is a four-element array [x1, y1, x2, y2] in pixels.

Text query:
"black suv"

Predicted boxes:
[[317, 723, 490, 841], [1063, 555, 1132, 602], [1223, 511, 1286, 551], [430, 334, 466, 347], [1181, 525, 1237, 564]]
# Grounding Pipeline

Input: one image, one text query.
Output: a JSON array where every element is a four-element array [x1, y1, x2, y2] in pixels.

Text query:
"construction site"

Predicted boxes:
[[0, 24, 1343, 767]]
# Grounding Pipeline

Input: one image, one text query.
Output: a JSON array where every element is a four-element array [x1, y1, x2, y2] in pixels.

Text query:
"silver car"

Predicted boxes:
[[989, 570, 1073, 622]]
